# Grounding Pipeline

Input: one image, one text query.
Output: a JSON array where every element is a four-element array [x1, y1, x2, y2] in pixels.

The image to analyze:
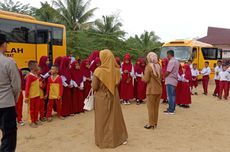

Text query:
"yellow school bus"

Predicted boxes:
[[0, 10, 66, 70], [160, 40, 222, 79]]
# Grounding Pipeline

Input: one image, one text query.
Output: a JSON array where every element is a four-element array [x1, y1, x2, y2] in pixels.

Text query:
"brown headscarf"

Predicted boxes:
[[147, 52, 161, 78], [94, 49, 121, 95]]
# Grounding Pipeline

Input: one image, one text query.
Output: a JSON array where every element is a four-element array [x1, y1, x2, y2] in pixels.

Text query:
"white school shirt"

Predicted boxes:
[[61, 75, 69, 87], [201, 67, 211, 76], [83, 72, 93, 82], [181, 74, 189, 82], [70, 56, 76, 64], [40, 72, 50, 79], [70, 80, 84, 89], [191, 68, 199, 77], [219, 71, 229, 81], [214, 66, 222, 80], [177, 74, 182, 81], [227, 67, 230, 82], [135, 72, 143, 78], [121, 63, 134, 78]]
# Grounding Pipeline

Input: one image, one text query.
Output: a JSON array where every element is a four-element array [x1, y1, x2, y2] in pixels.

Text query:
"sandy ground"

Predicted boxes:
[[3, 81, 230, 152]]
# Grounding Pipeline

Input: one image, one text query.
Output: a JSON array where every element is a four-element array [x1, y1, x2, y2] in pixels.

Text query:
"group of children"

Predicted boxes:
[[117, 55, 230, 108], [16, 51, 101, 128], [17, 60, 64, 128], [176, 60, 230, 108], [117, 54, 147, 105], [213, 60, 230, 100], [15, 50, 230, 128]]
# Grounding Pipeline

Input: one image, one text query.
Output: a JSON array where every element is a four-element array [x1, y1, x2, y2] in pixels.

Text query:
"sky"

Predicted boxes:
[[19, 0, 230, 42]]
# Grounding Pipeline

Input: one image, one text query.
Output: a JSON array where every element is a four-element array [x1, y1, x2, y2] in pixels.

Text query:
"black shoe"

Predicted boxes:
[[184, 105, 190, 108], [180, 104, 185, 108], [162, 100, 168, 104], [194, 92, 198, 95], [178, 104, 183, 107], [213, 94, 217, 97], [164, 110, 169, 113], [203, 93, 207, 95], [144, 125, 155, 129], [164, 110, 175, 115]]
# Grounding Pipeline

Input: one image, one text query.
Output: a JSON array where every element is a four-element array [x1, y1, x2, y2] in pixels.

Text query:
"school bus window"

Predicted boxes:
[[202, 48, 218, 60], [36, 25, 52, 44], [53, 27, 63, 45], [36, 30, 49, 44], [0, 18, 36, 43]]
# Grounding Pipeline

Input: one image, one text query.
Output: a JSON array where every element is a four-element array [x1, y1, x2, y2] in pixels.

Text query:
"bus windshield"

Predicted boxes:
[[160, 46, 191, 61]]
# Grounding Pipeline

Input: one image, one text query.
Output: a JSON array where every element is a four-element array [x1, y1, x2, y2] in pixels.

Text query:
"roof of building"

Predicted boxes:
[[198, 27, 230, 45]]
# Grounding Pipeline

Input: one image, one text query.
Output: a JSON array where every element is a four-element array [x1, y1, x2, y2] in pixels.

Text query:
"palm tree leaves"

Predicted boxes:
[[86, 14, 127, 55], [126, 31, 161, 56], [35, 2, 61, 23], [52, 0, 97, 31], [0, 0, 36, 15], [94, 15, 125, 37]]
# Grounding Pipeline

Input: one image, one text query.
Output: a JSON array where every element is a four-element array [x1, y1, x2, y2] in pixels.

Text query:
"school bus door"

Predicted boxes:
[[36, 29, 53, 64], [192, 47, 199, 66]]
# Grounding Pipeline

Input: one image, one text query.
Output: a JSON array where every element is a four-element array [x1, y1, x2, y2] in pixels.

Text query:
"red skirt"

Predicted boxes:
[[134, 79, 137, 99], [72, 88, 84, 113], [180, 82, 192, 104], [61, 87, 72, 116], [161, 81, 167, 100], [135, 77, 146, 100], [176, 81, 182, 105], [84, 80, 92, 99], [120, 77, 134, 100], [16, 91, 23, 122]]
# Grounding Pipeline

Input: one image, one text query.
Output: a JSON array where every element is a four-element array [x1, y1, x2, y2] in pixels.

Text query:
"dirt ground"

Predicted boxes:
[[5, 82, 230, 152]]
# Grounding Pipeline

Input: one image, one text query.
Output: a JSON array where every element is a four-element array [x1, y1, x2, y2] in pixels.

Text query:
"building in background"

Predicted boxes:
[[198, 27, 230, 59]]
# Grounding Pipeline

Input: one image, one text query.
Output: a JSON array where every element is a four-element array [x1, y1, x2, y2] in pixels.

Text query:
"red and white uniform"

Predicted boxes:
[[120, 54, 134, 101], [70, 61, 85, 114], [25, 73, 40, 123], [214, 66, 222, 95], [191, 68, 199, 88], [201, 67, 211, 94], [46, 75, 63, 118], [219, 70, 229, 100], [180, 65, 192, 105]]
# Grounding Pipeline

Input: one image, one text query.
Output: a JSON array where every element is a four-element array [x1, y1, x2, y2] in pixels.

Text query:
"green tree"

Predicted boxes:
[[35, 2, 60, 23], [126, 31, 161, 56], [0, 0, 36, 15], [89, 14, 126, 56], [52, 0, 97, 56], [94, 15, 125, 38], [52, 0, 97, 31]]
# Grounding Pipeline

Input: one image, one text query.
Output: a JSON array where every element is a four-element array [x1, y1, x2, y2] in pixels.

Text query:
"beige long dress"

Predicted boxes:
[[92, 76, 128, 148]]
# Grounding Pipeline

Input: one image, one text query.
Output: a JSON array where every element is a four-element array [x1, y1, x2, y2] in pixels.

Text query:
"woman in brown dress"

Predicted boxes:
[[92, 49, 128, 148], [142, 52, 162, 129]]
